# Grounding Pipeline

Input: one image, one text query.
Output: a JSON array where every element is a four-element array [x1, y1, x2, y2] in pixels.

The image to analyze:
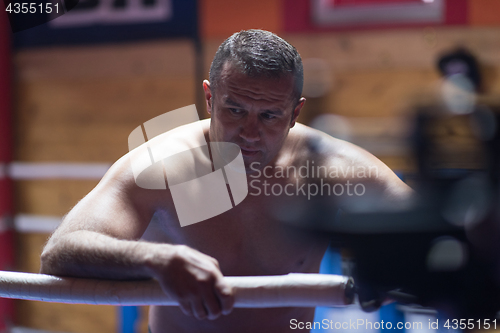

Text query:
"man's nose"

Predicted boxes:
[[239, 116, 260, 143]]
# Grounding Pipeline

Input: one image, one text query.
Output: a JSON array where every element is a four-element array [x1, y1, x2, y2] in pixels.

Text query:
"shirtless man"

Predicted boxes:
[[40, 30, 413, 333]]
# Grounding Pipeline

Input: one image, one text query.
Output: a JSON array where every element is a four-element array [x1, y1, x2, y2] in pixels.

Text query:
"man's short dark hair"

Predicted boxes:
[[209, 29, 304, 105]]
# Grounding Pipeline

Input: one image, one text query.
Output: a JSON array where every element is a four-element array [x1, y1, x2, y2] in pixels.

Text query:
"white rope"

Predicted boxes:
[[7, 162, 110, 180], [0, 271, 351, 308], [14, 214, 61, 233]]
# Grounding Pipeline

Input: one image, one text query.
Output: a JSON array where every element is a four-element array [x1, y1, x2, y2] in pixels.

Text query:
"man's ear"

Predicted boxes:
[[290, 97, 306, 128], [203, 80, 213, 115]]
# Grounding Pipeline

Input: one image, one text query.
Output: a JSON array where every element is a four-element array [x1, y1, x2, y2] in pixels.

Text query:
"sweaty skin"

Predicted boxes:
[[40, 62, 413, 333]]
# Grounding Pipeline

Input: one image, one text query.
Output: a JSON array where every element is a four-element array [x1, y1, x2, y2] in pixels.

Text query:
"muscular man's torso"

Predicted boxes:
[[140, 120, 332, 333]]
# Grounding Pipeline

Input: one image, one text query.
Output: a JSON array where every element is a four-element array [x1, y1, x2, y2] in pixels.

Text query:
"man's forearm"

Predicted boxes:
[[40, 230, 172, 280]]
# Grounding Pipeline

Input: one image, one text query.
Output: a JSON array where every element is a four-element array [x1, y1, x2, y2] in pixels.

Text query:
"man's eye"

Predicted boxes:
[[229, 108, 243, 114], [262, 113, 276, 120]]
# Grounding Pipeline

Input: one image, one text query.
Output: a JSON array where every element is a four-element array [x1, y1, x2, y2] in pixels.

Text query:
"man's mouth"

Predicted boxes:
[[240, 147, 259, 156]]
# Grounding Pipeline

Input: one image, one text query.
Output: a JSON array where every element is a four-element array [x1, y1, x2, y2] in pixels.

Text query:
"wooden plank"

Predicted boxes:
[[15, 77, 195, 162], [15, 233, 47, 273], [15, 41, 195, 81], [15, 180, 99, 216], [284, 27, 500, 72], [14, 40, 198, 162], [15, 300, 116, 333], [297, 68, 440, 118]]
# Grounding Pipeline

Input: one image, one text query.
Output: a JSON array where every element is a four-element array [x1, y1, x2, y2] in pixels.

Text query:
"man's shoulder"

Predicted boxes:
[[287, 123, 402, 187], [289, 123, 414, 210], [126, 118, 210, 168], [289, 123, 375, 167], [103, 119, 211, 191]]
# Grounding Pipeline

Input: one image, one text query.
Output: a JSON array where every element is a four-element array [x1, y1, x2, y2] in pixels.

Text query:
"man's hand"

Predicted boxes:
[[150, 245, 234, 320]]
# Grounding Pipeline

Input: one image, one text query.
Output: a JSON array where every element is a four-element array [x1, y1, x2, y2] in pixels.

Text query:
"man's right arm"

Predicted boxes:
[[40, 154, 234, 320]]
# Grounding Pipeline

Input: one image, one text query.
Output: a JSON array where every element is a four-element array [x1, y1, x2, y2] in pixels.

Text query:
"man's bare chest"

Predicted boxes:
[[143, 192, 329, 276]]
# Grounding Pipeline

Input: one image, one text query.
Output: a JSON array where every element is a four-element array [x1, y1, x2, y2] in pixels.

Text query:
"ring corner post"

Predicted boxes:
[[0, 7, 15, 331]]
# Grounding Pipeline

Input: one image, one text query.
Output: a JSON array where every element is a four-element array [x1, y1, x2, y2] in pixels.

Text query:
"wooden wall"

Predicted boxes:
[[287, 27, 500, 171], [288, 27, 500, 115], [13, 41, 196, 333], [12, 23, 500, 333]]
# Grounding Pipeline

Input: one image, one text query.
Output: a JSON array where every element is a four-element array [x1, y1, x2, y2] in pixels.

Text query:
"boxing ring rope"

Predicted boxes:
[[0, 271, 353, 308]]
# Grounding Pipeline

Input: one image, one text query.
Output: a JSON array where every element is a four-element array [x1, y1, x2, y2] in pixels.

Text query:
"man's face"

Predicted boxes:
[[203, 62, 305, 173]]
